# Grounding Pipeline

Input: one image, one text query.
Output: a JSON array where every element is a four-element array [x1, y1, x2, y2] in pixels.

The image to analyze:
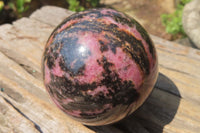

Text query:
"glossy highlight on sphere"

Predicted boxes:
[[42, 8, 158, 126]]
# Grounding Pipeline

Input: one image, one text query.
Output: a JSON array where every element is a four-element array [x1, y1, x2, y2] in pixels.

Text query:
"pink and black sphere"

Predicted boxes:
[[42, 8, 158, 126]]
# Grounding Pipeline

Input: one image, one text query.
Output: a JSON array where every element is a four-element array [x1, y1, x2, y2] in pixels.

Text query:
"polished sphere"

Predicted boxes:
[[42, 8, 158, 126]]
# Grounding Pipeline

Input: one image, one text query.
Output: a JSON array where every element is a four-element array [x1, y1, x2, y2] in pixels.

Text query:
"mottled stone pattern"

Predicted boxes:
[[42, 8, 158, 125]]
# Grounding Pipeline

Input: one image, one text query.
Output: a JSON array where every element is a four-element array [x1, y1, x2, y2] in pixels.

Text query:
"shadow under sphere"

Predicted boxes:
[[88, 73, 181, 133]]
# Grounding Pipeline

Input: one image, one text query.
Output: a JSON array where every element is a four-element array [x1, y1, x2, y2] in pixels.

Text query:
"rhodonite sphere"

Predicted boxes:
[[42, 8, 158, 126]]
